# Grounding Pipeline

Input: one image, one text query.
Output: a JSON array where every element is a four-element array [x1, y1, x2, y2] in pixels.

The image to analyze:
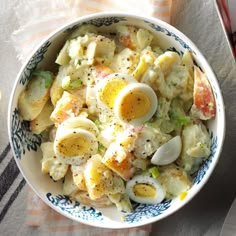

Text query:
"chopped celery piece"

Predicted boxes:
[[148, 166, 160, 179], [62, 76, 82, 90], [77, 59, 82, 65], [33, 70, 53, 89], [169, 98, 190, 126], [98, 142, 105, 152], [69, 79, 82, 88], [94, 119, 100, 126], [169, 111, 190, 126]]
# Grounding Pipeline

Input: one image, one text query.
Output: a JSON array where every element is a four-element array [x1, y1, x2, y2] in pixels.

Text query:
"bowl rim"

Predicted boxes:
[[8, 11, 226, 229]]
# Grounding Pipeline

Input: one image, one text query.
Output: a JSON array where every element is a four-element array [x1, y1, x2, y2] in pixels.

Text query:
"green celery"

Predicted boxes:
[[33, 70, 53, 89], [148, 166, 160, 179]]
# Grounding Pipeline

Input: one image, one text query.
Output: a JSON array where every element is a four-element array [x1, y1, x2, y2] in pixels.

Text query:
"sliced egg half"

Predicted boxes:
[[151, 136, 182, 165], [54, 128, 98, 165], [54, 117, 98, 165], [96, 73, 137, 109], [114, 83, 158, 125], [126, 175, 165, 204], [57, 116, 99, 136]]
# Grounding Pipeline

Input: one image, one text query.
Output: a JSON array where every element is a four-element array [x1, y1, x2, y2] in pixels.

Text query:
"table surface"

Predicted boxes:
[[0, 0, 236, 235]]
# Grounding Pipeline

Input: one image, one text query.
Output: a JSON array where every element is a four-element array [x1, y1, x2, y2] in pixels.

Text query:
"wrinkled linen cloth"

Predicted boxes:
[[215, 0, 236, 58], [11, 0, 172, 235], [12, 0, 172, 63]]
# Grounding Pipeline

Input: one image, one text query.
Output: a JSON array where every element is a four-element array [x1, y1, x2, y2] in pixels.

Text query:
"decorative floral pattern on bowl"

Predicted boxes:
[[8, 13, 225, 229], [20, 41, 51, 86], [46, 193, 104, 223], [192, 133, 218, 185], [65, 16, 127, 33], [11, 108, 41, 160], [147, 22, 195, 54], [124, 200, 172, 223]]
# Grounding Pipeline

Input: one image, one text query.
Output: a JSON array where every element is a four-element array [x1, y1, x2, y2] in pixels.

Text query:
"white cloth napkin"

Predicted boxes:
[[12, 0, 172, 62]]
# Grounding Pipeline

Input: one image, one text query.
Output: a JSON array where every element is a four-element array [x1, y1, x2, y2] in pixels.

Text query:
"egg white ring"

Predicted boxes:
[[57, 116, 99, 136], [126, 175, 166, 204], [96, 73, 137, 109], [97, 72, 137, 88], [151, 136, 182, 165], [54, 127, 98, 165], [114, 83, 158, 126]]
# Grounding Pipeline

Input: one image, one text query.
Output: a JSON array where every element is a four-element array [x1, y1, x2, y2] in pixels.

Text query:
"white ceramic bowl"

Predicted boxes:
[[8, 12, 225, 228]]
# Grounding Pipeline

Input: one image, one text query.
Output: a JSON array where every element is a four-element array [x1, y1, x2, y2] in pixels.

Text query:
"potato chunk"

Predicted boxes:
[[156, 51, 181, 76], [71, 165, 87, 191], [84, 155, 125, 200], [63, 169, 79, 196], [190, 66, 216, 120], [177, 122, 211, 173], [18, 70, 53, 120], [110, 48, 140, 75], [159, 164, 192, 198], [30, 101, 54, 134], [102, 143, 135, 181], [71, 191, 112, 208], [116, 25, 153, 51], [108, 193, 132, 213], [55, 40, 70, 66], [50, 91, 83, 124], [41, 142, 69, 181]]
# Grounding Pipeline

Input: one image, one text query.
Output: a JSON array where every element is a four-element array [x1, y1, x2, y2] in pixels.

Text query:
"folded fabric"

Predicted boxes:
[[12, 0, 173, 235], [12, 0, 172, 62], [26, 187, 151, 235]]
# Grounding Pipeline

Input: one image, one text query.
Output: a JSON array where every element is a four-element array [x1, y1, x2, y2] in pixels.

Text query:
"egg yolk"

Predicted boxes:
[[133, 183, 156, 198], [119, 91, 151, 121], [180, 191, 187, 201], [99, 79, 127, 108], [57, 135, 91, 157]]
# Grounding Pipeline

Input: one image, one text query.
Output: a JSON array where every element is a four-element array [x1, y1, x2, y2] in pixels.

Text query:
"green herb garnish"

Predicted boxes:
[[62, 76, 82, 90], [148, 166, 160, 179], [169, 111, 190, 126], [33, 70, 53, 89]]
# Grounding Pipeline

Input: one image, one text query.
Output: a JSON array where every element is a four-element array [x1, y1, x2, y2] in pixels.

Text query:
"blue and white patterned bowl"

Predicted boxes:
[[8, 12, 225, 228]]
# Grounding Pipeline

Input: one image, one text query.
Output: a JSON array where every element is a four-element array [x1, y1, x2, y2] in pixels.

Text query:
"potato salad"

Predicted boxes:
[[18, 24, 216, 212]]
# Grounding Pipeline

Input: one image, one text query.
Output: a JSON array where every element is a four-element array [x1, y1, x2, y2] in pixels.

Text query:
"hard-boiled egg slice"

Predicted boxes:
[[114, 83, 158, 125], [54, 128, 98, 165], [126, 175, 165, 204], [151, 136, 182, 165], [96, 73, 137, 109], [57, 116, 98, 136]]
